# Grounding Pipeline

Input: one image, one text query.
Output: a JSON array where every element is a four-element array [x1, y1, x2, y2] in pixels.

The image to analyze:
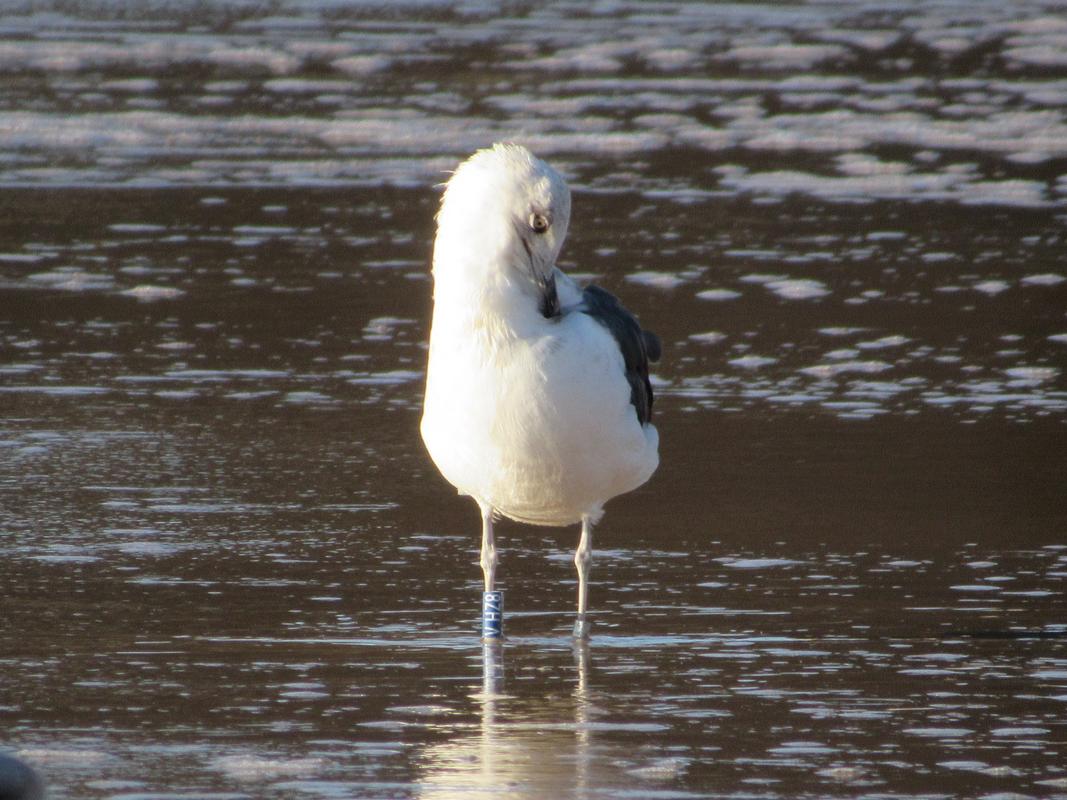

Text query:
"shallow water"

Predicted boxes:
[[2, 1, 1066, 798]]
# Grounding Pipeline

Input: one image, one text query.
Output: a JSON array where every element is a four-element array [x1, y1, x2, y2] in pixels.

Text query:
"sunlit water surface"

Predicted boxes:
[[2, 1, 1066, 798]]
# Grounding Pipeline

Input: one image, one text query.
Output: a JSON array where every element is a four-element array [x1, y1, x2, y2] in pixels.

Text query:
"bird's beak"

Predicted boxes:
[[516, 223, 560, 319], [537, 270, 560, 319]]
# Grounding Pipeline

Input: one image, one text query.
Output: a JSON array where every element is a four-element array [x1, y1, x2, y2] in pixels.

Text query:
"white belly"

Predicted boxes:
[[421, 312, 659, 526]]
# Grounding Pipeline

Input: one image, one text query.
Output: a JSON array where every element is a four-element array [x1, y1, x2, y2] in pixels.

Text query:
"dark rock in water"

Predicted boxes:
[[0, 754, 44, 800]]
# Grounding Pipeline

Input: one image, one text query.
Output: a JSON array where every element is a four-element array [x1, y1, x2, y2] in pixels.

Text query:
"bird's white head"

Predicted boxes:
[[433, 143, 571, 318]]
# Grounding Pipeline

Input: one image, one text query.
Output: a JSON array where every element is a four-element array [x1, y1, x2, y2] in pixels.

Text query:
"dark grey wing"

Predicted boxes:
[[580, 284, 661, 425], [0, 753, 44, 800]]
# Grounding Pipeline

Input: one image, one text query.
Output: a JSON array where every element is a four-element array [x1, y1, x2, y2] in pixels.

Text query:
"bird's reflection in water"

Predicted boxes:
[[418, 641, 599, 799]]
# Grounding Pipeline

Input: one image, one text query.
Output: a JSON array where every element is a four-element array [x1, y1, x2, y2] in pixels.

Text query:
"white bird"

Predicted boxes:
[[420, 143, 661, 638]]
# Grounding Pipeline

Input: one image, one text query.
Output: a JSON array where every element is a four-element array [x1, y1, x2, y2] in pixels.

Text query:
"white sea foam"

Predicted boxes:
[[1004, 366, 1058, 382], [346, 370, 422, 385], [16, 748, 114, 766], [728, 355, 778, 369], [717, 44, 848, 69], [856, 335, 910, 350], [737, 272, 786, 282], [211, 755, 326, 781], [825, 348, 859, 360], [717, 557, 802, 569], [689, 331, 727, 345], [120, 285, 185, 301], [0, 2, 1064, 211], [1021, 272, 1065, 286], [624, 271, 685, 290], [696, 288, 742, 301], [282, 391, 335, 404], [764, 278, 830, 300], [332, 55, 393, 76], [800, 361, 893, 378], [973, 280, 1011, 295]]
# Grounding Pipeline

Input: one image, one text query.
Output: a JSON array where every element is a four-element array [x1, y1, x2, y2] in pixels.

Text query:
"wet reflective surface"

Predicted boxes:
[[2, 2, 1066, 798]]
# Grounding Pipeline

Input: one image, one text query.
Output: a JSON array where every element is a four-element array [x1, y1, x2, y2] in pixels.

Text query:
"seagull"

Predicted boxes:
[[420, 143, 661, 638]]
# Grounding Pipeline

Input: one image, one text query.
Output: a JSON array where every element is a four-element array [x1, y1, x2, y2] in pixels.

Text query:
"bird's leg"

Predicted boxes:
[[573, 515, 594, 639], [478, 501, 497, 592]]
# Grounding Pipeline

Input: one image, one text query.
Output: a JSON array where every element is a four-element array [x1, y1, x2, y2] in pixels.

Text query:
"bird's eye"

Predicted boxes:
[[529, 213, 550, 234]]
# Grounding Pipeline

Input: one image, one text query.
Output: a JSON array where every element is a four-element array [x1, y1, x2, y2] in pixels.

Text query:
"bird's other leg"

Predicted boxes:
[[478, 500, 497, 592], [573, 514, 594, 639]]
